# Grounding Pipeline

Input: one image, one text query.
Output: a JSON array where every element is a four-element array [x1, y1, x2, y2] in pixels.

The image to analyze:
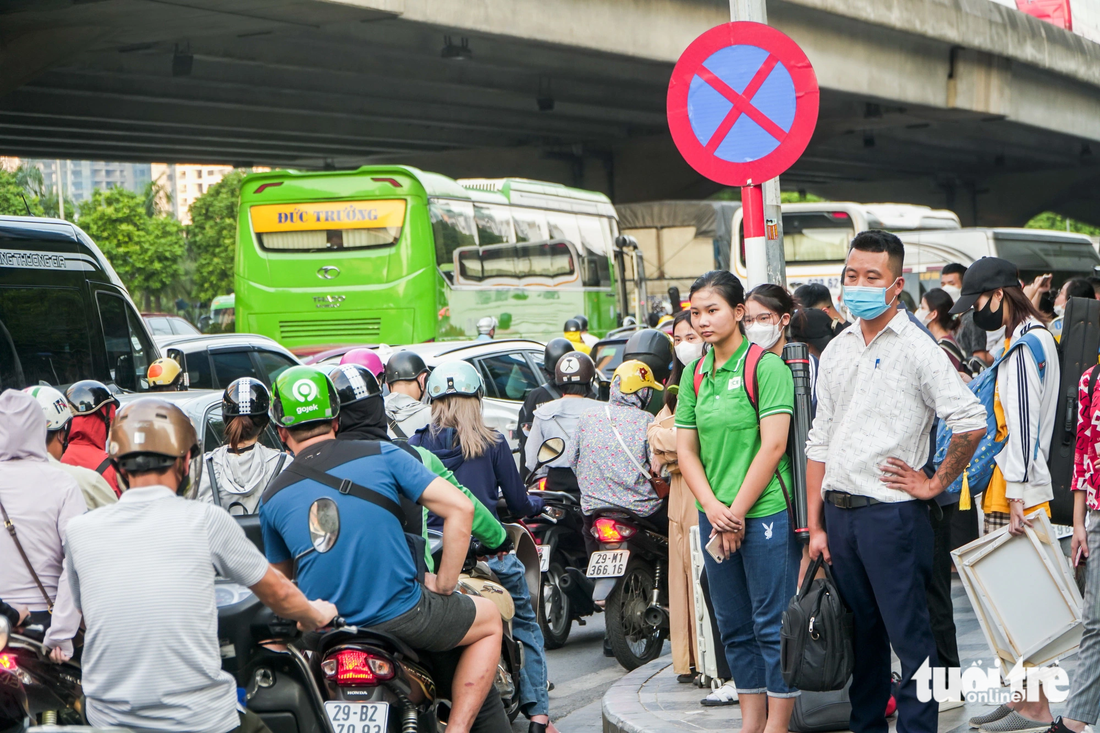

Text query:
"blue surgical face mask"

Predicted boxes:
[[842, 279, 899, 321]]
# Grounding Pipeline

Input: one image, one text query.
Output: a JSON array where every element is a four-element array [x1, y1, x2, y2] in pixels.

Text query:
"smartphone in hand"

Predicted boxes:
[[705, 533, 726, 563]]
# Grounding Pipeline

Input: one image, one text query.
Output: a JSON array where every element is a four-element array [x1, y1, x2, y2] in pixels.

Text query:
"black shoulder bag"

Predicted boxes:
[[780, 556, 853, 691]]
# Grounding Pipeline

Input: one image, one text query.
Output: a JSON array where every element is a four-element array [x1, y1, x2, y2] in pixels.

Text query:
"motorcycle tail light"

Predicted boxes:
[[0, 654, 15, 670], [592, 517, 635, 543], [322, 649, 395, 686]]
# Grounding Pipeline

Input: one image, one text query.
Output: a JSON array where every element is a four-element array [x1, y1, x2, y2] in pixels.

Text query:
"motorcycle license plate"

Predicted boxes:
[[586, 549, 630, 578], [536, 545, 551, 572], [324, 701, 388, 733]]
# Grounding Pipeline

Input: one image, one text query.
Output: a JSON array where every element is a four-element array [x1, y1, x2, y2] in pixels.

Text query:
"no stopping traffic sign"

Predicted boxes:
[[667, 22, 819, 187]]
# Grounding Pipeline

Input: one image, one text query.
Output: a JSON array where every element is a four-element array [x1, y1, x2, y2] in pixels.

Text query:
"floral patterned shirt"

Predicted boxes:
[[1072, 365, 1100, 511]]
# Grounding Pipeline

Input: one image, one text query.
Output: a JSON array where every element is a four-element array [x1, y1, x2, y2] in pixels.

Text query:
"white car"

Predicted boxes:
[[377, 340, 549, 457]]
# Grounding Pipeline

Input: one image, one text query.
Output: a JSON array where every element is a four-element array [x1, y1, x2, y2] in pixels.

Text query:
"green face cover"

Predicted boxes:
[[272, 366, 339, 428]]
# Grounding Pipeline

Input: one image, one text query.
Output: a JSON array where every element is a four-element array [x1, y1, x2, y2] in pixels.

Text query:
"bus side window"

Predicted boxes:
[[429, 199, 478, 283], [512, 209, 548, 243]]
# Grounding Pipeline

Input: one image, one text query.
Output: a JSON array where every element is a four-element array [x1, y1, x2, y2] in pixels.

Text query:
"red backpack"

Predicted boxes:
[[693, 342, 768, 411]]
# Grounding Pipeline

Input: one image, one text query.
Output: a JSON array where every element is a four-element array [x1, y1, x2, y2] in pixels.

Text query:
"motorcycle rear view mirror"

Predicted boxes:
[[309, 498, 340, 554], [536, 438, 566, 471]]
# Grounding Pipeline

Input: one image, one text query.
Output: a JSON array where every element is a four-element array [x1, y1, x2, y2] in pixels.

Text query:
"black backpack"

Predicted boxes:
[[780, 556, 853, 692]]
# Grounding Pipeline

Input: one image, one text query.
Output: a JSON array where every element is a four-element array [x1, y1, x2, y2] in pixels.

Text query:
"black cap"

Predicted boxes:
[[949, 257, 1020, 314], [791, 308, 835, 353]]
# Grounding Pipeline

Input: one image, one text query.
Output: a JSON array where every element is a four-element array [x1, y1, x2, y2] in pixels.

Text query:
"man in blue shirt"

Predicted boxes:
[[260, 367, 501, 733]]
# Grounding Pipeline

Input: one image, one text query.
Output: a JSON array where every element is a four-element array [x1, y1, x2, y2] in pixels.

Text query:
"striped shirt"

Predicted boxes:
[[65, 486, 269, 733]]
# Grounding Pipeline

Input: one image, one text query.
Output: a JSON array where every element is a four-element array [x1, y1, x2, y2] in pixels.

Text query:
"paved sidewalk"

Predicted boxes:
[[602, 578, 1080, 733]]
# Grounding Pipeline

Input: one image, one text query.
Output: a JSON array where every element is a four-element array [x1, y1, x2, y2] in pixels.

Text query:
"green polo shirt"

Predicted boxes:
[[675, 338, 794, 518]]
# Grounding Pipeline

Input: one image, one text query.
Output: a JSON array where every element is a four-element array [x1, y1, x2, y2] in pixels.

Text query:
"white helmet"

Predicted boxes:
[[476, 316, 497, 335], [22, 385, 73, 432]]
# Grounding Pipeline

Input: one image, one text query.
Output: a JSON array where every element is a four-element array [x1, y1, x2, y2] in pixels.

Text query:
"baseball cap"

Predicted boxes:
[[791, 308, 835, 353], [949, 257, 1020, 314]]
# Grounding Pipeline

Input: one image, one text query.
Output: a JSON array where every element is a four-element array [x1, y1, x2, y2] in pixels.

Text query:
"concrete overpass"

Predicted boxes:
[[1, 0, 1099, 225]]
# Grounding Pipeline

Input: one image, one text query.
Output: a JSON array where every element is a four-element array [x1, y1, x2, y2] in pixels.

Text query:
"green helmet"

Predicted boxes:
[[271, 366, 340, 428]]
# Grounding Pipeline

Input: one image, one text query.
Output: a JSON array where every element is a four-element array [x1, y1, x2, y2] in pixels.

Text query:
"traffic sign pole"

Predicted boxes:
[[741, 182, 767, 285], [730, 0, 785, 288]]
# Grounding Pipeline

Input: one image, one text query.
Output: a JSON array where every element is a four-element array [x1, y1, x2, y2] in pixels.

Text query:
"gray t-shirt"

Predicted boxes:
[[65, 486, 269, 733], [525, 397, 600, 474], [956, 312, 986, 359]]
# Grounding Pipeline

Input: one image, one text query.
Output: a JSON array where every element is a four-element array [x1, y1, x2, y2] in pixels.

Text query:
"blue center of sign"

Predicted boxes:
[[686, 45, 796, 164]]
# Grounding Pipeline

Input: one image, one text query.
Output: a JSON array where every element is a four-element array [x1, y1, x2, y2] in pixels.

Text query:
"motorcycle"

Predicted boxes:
[[521, 439, 596, 649], [588, 508, 669, 671], [0, 616, 83, 732]]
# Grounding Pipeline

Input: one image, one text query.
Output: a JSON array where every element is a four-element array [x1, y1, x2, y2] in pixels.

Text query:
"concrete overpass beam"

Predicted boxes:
[[0, 26, 112, 97]]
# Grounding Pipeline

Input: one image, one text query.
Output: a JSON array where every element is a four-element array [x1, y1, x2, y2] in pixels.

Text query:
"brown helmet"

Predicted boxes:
[[108, 398, 199, 475]]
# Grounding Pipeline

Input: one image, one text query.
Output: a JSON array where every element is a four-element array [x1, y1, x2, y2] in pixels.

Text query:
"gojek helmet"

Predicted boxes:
[[23, 385, 73, 432], [322, 363, 383, 407], [271, 365, 340, 428], [425, 360, 484, 401], [613, 360, 665, 395]]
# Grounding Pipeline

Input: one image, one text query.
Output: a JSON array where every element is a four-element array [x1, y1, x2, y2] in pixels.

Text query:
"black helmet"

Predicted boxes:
[[65, 380, 119, 416], [573, 314, 589, 331], [623, 328, 675, 385], [563, 318, 582, 333], [384, 351, 429, 385], [323, 363, 382, 407], [555, 351, 595, 385], [543, 338, 574, 376], [222, 377, 271, 420]]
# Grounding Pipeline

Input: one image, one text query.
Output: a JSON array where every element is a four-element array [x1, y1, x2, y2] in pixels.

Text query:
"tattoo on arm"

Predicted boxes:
[[933, 431, 983, 491]]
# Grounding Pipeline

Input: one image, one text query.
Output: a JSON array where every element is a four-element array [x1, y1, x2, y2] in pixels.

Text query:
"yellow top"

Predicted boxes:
[[981, 382, 1051, 517]]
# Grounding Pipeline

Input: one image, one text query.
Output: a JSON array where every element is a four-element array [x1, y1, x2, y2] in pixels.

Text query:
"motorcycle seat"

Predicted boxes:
[[317, 626, 420, 664], [589, 506, 665, 534]]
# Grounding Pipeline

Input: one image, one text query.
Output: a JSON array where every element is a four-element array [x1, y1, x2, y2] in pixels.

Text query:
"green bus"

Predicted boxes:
[[235, 167, 634, 351]]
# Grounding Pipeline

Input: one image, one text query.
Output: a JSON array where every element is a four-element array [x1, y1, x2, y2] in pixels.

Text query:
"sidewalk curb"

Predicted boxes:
[[601, 656, 675, 733]]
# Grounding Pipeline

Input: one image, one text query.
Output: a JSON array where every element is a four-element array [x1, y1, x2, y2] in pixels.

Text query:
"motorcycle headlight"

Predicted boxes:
[[0, 615, 9, 651]]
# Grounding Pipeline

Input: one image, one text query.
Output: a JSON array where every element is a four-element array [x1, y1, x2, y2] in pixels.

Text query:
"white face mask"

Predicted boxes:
[[675, 340, 703, 366], [745, 322, 782, 349], [1054, 303, 1065, 318], [942, 285, 962, 302], [914, 307, 934, 326]]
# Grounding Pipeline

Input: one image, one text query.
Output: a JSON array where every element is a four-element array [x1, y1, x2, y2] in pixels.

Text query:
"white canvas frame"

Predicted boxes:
[[952, 511, 1083, 669]]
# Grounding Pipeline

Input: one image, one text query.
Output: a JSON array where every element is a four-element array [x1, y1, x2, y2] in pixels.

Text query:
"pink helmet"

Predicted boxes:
[[339, 348, 385, 380]]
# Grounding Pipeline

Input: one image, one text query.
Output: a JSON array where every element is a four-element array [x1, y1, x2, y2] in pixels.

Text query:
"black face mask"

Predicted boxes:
[[974, 295, 1005, 331]]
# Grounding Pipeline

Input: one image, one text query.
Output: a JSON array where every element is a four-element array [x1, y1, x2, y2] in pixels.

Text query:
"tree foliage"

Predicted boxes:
[[0, 167, 45, 217], [78, 187, 185, 311], [1025, 211, 1100, 237], [187, 170, 244, 303]]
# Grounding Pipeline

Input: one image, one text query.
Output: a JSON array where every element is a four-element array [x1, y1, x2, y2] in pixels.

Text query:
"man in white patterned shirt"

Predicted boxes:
[[806, 231, 986, 733]]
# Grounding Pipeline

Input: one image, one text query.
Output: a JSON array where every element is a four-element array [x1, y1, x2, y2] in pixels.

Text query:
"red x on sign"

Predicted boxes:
[[667, 22, 819, 187]]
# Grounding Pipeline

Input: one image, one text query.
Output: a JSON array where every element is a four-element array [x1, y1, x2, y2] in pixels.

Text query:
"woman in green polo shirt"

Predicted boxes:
[[676, 270, 800, 722]]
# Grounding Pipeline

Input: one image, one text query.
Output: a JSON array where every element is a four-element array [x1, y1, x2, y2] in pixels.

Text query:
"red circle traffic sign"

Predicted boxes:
[[667, 22, 819, 187]]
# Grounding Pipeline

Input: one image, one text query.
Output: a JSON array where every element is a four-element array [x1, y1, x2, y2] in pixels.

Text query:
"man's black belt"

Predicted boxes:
[[825, 491, 882, 509]]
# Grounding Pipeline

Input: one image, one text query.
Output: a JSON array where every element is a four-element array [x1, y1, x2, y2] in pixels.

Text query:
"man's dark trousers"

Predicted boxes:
[[927, 501, 960, 668], [825, 499, 939, 733]]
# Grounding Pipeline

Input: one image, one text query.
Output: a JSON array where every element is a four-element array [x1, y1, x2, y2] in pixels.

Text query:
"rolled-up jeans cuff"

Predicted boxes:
[[768, 690, 801, 699], [737, 687, 768, 695]]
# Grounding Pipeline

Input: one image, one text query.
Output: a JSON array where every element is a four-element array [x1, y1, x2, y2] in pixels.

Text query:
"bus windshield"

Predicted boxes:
[[456, 240, 577, 285]]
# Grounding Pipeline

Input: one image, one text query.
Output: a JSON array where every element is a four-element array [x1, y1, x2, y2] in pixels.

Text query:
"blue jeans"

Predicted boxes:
[[488, 553, 549, 717], [698, 509, 800, 697]]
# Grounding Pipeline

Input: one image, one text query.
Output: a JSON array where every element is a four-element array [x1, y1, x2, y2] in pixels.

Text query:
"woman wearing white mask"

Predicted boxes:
[[647, 311, 703, 684], [916, 288, 971, 380], [744, 284, 794, 356]]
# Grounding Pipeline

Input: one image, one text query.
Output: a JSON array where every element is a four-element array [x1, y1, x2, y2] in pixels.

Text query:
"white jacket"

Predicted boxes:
[[192, 443, 287, 514], [994, 319, 1059, 508]]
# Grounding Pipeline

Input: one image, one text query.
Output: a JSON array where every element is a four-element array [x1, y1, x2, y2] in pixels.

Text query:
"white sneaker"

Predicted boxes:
[[940, 699, 966, 712], [701, 683, 738, 707]]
